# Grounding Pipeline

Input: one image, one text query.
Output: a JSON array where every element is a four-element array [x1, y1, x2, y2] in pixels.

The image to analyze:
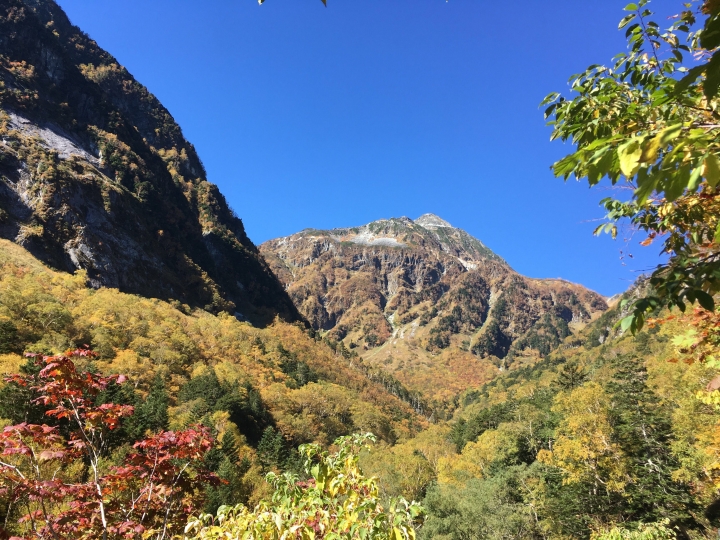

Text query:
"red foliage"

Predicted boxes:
[[0, 350, 218, 539]]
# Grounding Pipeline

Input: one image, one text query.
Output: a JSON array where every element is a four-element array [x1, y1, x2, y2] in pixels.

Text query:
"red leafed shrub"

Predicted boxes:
[[0, 349, 218, 539]]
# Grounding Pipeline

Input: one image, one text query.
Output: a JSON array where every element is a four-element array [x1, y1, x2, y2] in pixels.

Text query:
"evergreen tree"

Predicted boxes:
[[132, 374, 170, 436], [0, 320, 19, 354], [556, 360, 587, 391], [204, 431, 252, 514], [257, 426, 287, 470], [0, 356, 46, 424], [607, 355, 700, 533]]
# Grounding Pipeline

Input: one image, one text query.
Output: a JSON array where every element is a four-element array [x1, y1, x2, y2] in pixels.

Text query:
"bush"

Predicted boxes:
[[184, 433, 424, 539]]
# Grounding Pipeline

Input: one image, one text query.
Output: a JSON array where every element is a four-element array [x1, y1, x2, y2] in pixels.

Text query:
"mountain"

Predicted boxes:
[[0, 0, 300, 325], [260, 214, 608, 402]]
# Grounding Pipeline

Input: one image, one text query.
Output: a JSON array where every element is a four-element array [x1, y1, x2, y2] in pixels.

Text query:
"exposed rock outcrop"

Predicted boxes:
[[0, 0, 301, 325], [261, 215, 607, 399]]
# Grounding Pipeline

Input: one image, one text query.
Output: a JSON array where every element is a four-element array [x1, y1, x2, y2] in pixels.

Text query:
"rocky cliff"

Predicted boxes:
[[0, 0, 301, 325], [260, 215, 608, 400]]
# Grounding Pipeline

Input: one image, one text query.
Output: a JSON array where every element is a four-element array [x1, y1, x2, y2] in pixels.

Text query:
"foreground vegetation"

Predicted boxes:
[[0, 348, 421, 538], [3, 240, 719, 538]]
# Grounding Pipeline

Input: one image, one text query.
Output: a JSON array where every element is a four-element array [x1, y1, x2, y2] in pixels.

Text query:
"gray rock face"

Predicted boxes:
[[415, 213, 453, 229]]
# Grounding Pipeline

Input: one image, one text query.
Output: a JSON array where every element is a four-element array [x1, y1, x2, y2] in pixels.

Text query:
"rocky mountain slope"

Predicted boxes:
[[0, 0, 300, 325], [260, 214, 608, 401]]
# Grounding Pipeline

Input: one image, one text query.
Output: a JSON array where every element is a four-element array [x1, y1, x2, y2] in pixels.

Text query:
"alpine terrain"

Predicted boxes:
[[260, 214, 608, 401]]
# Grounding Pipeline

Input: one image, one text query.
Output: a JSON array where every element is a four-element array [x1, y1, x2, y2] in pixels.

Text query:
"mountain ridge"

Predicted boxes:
[[260, 214, 607, 402], [0, 0, 301, 325]]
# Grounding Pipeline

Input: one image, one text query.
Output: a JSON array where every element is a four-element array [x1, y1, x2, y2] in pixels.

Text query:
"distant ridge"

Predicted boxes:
[[260, 215, 607, 401]]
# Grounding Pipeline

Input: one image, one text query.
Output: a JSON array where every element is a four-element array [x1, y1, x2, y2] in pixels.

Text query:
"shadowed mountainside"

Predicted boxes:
[[0, 0, 301, 325]]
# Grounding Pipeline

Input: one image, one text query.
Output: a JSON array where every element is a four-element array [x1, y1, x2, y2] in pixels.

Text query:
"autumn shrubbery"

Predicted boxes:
[[184, 434, 424, 540], [0, 350, 424, 539], [0, 349, 218, 539]]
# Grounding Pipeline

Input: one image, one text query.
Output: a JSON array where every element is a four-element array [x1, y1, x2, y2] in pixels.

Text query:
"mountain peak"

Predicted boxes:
[[415, 213, 452, 229]]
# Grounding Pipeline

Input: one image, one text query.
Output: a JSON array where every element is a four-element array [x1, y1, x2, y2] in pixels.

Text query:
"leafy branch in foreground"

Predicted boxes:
[[543, 0, 720, 333], [0, 349, 217, 539], [184, 433, 424, 539]]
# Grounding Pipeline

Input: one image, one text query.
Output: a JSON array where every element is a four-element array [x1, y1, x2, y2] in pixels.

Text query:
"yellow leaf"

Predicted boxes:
[[704, 153, 720, 188], [640, 133, 662, 163], [618, 139, 643, 178]]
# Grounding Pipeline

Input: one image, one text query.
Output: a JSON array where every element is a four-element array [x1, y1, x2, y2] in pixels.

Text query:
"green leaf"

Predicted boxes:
[[704, 154, 720, 188], [664, 164, 690, 201], [553, 154, 580, 179], [620, 315, 635, 331], [714, 222, 720, 244], [674, 65, 706, 95], [624, 3, 638, 11], [540, 92, 560, 106], [704, 51, 720, 100], [701, 13, 720, 50], [619, 14, 636, 29], [634, 168, 657, 203], [695, 290, 715, 311], [658, 124, 683, 147], [688, 166, 703, 192]]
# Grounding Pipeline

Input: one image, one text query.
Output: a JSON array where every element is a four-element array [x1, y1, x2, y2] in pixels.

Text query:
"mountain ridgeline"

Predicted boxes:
[[260, 215, 608, 401], [0, 0, 300, 325]]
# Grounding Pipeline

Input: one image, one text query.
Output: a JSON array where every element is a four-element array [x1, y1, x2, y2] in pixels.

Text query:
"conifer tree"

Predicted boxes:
[[257, 426, 287, 470], [607, 355, 699, 531], [0, 356, 46, 424], [556, 360, 588, 391], [0, 320, 19, 354], [132, 374, 170, 436]]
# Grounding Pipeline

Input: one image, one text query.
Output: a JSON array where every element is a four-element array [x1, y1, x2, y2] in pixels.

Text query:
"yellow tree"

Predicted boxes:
[[538, 383, 630, 494]]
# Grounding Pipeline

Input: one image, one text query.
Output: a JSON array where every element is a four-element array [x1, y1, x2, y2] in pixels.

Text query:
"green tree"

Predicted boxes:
[[556, 360, 588, 391], [204, 431, 253, 514], [606, 355, 699, 531], [257, 425, 287, 470], [132, 374, 170, 436], [421, 465, 541, 540], [0, 356, 46, 425], [0, 320, 19, 354]]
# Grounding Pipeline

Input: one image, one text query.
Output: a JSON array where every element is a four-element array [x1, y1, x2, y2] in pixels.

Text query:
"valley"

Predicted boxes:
[[0, 0, 720, 539]]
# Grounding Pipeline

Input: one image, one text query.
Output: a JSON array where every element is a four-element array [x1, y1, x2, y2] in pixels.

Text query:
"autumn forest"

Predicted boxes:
[[3, 0, 720, 538]]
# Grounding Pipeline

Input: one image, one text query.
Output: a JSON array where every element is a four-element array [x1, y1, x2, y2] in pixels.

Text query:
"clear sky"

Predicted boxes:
[[55, 0, 680, 297]]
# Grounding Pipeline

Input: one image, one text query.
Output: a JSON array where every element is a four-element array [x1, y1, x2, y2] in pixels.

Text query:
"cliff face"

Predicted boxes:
[[0, 0, 301, 325], [260, 215, 608, 400]]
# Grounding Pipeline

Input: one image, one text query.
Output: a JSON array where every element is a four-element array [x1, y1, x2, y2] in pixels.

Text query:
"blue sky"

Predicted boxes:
[[55, 0, 680, 296]]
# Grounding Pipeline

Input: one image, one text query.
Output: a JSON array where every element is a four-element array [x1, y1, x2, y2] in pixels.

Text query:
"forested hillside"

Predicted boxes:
[[0, 237, 430, 536], [261, 214, 607, 403], [388, 292, 720, 538], [3, 227, 720, 539]]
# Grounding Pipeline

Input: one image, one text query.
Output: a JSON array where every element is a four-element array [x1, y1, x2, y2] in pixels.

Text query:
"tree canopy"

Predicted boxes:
[[543, 0, 720, 333]]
